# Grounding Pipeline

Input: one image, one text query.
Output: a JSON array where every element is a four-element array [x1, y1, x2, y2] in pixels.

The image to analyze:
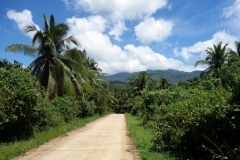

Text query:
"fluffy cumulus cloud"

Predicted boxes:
[[97, 45, 192, 74], [108, 21, 127, 41], [66, 15, 107, 33], [63, 0, 168, 40], [173, 31, 238, 61], [134, 17, 174, 44], [63, 0, 167, 20], [6, 9, 40, 38], [124, 45, 183, 70], [66, 16, 193, 74]]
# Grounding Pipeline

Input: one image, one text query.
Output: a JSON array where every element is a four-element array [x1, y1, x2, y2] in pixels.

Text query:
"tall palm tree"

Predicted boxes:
[[159, 77, 170, 89], [5, 14, 82, 98], [195, 42, 230, 80], [127, 71, 151, 96]]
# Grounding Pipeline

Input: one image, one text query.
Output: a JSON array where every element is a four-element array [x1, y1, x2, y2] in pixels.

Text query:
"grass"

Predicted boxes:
[[125, 113, 177, 160], [0, 112, 112, 160]]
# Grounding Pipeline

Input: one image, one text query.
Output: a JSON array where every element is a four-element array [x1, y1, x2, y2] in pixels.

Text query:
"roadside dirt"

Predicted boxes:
[[12, 114, 140, 160]]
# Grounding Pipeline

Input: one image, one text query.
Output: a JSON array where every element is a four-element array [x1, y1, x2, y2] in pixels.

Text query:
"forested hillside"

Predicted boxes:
[[102, 69, 201, 86]]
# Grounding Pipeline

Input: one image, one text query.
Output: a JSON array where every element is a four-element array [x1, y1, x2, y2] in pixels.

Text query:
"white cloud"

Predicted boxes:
[[66, 16, 193, 74], [124, 45, 183, 70], [108, 21, 127, 41], [223, 0, 240, 31], [66, 16, 128, 61], [223, 0, 240, 18], [63, 0, 168, 20], [63, 0, 168, 40], [66, 15, 107, 33], [173, 31, 238, 61], [134, 17, 173, 44], [6, 9, 40, 38]]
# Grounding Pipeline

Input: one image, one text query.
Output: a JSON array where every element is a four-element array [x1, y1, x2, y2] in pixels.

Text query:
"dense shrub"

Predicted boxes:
[[51, 96, 81, 122], [33, 96, 97, 131], [0, 62, 109, 140], [0, 67, 40, 141], [151, 86, 240, 159], [123, 96, 144, 115], [32, 99, 61, 131], [77, 96, 96, 117], [90, 82, 114, 114], [217, 55, 240, 104]]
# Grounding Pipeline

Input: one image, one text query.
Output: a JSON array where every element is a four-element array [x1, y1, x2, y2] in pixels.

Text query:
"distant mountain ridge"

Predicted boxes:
[[102, 69, 201, 86]]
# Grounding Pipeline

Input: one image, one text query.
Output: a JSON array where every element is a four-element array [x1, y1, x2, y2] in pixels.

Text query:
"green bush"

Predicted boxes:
[[51, 96, 80, 122], [32, 99, 64, 131], [77, 96, 96, 117], [0, 67, 40, 141], [123, 96, 143, 115], [32, 96, 97, 131], [151, 86, 240, 159]]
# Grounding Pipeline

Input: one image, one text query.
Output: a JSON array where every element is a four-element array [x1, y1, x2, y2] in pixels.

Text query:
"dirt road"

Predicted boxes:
[[12, 114, 140, 160]]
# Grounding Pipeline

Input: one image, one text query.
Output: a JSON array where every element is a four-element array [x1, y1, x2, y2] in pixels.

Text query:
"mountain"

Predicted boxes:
[[102, 69, 201, 87]]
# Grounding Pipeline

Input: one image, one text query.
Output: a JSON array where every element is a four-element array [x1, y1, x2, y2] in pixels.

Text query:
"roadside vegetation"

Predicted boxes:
[[1, 13, 240, 160], [0, 14, 115, 159], [125, 113, 177, 160], [116, 42, 240, 160]]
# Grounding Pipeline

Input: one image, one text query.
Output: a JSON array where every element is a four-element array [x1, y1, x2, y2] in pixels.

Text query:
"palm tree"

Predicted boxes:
[[5, 14, 82, 98], [127, 71, 151, 96], [159, 77, 170, 89], [195, 42, 230, 80]]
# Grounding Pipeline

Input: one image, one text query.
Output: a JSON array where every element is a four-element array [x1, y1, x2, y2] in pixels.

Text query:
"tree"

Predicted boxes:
[[195, 42, 230, 80], [127, 71, 152, 96], [5, 14, 82, 98], [85, 57, 106, 85], [158, 77, 170, 89], [217, 54, 240, 103], [186, 77, 200, 88]]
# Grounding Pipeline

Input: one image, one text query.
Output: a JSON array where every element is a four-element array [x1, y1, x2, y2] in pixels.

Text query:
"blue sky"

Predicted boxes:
[[0, 0, 240, 74]]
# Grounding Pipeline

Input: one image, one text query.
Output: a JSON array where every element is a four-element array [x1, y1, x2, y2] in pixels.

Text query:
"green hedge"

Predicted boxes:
[[141, 86, 240, 159], [0, 66, 106, 142], [0, 67, 40, 140]]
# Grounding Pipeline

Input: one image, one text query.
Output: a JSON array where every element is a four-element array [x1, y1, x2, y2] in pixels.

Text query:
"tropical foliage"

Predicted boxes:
[[112, 42, 240, 159], [230, 41, 240, 57], [5, 14, 100, 98], [0, 58, 114, 142], [195, 42, 231, 79], [0, 62, 41, 140], [2, 12, 240, 160], [1, 14, 114, 142]]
